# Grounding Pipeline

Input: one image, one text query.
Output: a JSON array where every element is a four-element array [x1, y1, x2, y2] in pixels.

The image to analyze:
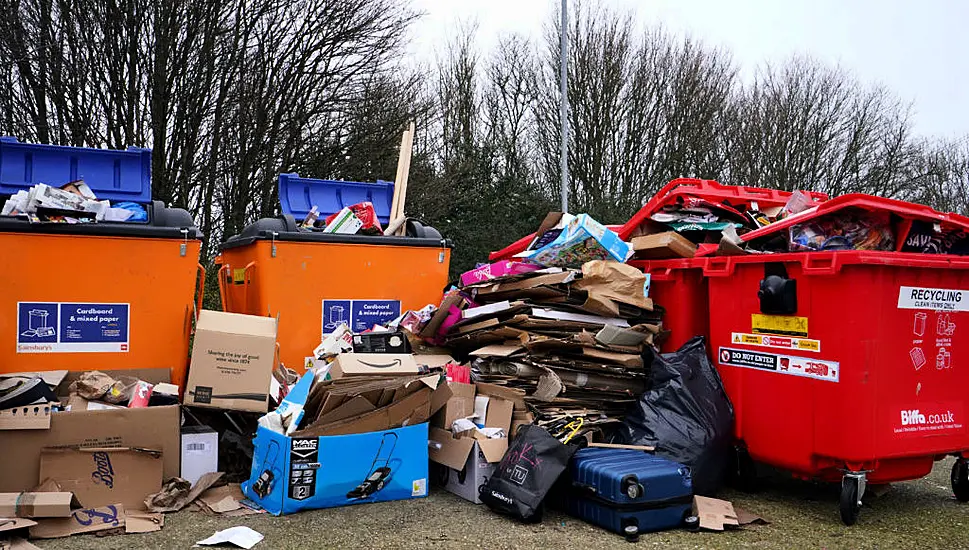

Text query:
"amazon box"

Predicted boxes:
[[0, 405, 180, 495], [186, 310, 278, 413], [326, 353, 425, 379]]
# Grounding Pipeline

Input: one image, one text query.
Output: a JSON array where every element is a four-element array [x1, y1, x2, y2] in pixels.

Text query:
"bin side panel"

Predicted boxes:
[[1, 233, 198, 384], [708, 257, 969, 483], [219, 240, 450, 370]]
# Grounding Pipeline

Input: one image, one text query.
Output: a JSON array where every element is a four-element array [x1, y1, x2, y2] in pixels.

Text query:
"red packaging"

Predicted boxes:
[[127, 380, 153, 408], [323, 202, 382, 235], [445, 363, 471, 384]]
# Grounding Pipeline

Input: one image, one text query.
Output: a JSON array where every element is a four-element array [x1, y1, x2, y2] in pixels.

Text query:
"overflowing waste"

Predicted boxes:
[[1, 180, 146, 223], [12, 170, 969, 548]]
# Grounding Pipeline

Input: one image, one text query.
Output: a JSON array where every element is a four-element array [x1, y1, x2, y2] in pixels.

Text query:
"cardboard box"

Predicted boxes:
[[240, 371, 450, 515], [181, 426, 220, 486], [525, 214, 632, 268], [322, 207, 364, 234], [429, 429, 507, 504], [0, 492, 79, 518], [326, 353, 426, 379], [351, 332, 410, 354], [0, 405, 180, 494], [428, 383, 513, 504], [431, 382, 475, 429], [38, 447, 162, 511], [241, 422, 429, 515], [632, 231, 697, 259], [186, 311, 278, 413]]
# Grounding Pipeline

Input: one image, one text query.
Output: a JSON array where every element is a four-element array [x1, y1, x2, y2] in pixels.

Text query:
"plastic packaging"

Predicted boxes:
[[618, 337, 734, 496], [789, 210, 894, 252], [322, 201, 382, 235]]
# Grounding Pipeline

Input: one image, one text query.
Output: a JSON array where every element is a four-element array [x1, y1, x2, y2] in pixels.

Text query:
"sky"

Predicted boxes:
[[409, 0, 968, 139]]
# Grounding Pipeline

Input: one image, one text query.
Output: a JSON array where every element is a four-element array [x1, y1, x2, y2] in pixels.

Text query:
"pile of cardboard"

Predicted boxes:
[[434, 260, 662, 441]]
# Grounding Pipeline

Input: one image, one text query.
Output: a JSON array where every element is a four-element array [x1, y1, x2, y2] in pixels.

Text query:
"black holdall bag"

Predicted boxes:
[[479, 424, 577, 522]]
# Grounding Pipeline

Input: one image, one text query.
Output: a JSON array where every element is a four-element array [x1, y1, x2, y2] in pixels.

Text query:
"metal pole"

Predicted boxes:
[[559, 0, 569, 214]]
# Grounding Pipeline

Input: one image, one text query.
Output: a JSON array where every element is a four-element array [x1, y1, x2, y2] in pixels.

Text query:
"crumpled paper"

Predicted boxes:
[[144, 472, 224, 513]]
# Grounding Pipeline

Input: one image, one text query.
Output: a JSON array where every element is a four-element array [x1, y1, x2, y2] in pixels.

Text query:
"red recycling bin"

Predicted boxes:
[[622, 179, 829, 353], [701, 194, 969, 524], [627, 258, 707, 353]]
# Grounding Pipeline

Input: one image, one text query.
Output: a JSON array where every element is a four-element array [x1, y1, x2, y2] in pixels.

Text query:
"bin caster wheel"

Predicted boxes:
[[623, 525, 640, 543], [730, 446, 758, 492], [951, 459, 969, 502], [683, 515, 700, 532], [840, 475, 863, 526]]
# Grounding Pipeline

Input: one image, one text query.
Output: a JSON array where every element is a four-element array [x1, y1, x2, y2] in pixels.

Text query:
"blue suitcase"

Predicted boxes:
[[560, 448, 693, 540]]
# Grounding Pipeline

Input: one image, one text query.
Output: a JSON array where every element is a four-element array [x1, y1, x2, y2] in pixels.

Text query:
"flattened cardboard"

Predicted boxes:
[[28, 504, 125, 539], [124, 511, 163, 534], [632, 231, 697, 259], [0, 405, 180, 494], [1, 536, 42, 550], [470, 344, 524, 358], [327, 354, 425, 379], [38, 447, 163, 511], [186, 310, 278, 413], [693, 495, 740, 531], [595, 325, 648, 347], [421, 291, 467, 338], [0, 492, 79, 518], [0, 518, 37, 534], [0, 405, 53, 431]]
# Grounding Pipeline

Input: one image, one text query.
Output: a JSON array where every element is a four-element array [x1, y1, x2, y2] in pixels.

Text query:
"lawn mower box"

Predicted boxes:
[[242, 422, 429, 515]]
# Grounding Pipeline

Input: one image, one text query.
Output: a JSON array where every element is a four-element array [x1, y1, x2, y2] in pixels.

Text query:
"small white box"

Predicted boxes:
[[181, 425, 219, 485]]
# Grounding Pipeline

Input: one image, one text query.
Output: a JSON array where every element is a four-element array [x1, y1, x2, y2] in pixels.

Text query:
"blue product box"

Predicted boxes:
[[242, 422, 429, 515], [525, 214, 632, 268]]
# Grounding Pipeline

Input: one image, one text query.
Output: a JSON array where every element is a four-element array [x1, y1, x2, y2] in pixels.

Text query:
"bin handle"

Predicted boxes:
[[217, 264, 231, 312], [703, 257, 734, 277], [195, 263, 206, 319], [242, 261, 256, 314], [802, 255, 842, 276]]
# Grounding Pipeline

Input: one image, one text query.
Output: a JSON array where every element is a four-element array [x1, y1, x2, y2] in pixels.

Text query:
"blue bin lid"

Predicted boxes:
[[278, 173, 395, 226], [0, 137, 152, 203]]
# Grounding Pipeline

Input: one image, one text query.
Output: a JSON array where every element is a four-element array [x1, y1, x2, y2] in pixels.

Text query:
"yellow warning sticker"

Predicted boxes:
[[731, 332, 821, 353], [232, 268, 246, 284], [751, 314, 808, 337]]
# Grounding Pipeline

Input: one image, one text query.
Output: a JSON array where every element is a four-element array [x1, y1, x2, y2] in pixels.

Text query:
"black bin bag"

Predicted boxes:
[[618, 336, 734, 496], [479, 424, 577, 522]]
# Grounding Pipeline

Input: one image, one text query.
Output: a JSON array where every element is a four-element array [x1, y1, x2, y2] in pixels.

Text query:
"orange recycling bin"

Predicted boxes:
[[216, 214, 450, 370], [0, 138, 203, 386]]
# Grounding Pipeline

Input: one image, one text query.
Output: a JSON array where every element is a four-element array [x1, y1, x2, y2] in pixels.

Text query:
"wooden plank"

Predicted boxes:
[[386, 122, 415, 236]]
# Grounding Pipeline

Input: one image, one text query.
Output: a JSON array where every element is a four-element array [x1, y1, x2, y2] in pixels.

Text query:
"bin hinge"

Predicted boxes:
[[179, 229, 189, 257], [439, 239, 446, 263], [271, 231, 279, 258]]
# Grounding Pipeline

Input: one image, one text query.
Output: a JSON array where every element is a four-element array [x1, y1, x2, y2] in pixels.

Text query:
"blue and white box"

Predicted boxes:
[[242, 422, 429, 515]]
